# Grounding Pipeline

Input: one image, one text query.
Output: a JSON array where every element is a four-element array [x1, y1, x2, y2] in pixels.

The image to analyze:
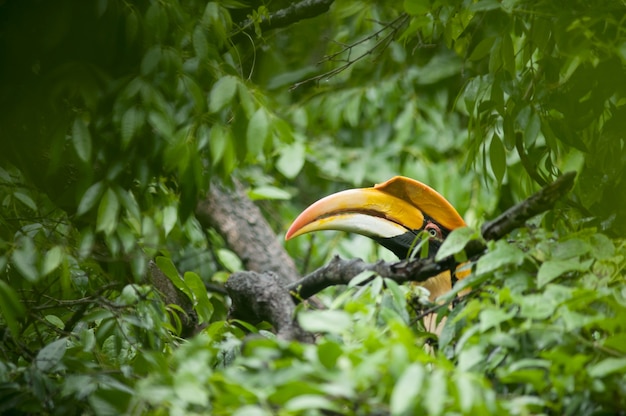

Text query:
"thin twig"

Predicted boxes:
[[290, 14, 410, 90]]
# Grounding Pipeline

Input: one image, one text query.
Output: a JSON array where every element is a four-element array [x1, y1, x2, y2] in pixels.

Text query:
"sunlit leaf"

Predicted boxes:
[[436, 227, 477, 261], [475, 240, 525, 275], [276, 141, 305, 179], [216, 248, 243, 272], [209, 75, 238, 113], [42, 246, 63, 276], [247, 186, 291, 201], [35, 337, 67, 372], [587, 358, 626, 378], [184, 271, 214, 323], [390, 363, 424, 414], [162, 205, 177, 237], [298, 310, 351, 334], [537, 258, 592, 287]]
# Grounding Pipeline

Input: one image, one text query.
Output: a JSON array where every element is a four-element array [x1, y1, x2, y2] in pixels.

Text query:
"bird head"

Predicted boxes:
[[285, 176, 465, 259]]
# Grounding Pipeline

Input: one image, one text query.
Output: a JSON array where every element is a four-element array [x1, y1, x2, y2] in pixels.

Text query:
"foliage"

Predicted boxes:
[[0, 0, 625, 414]]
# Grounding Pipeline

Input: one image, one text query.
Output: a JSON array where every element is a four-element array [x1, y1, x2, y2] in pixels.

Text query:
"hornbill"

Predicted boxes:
[[285, 176, 468, 333]]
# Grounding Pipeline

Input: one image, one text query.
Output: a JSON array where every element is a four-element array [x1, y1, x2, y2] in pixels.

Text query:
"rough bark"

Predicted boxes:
[[226, 271, 314, 343], [195, 180, 301, 286], [148, 260, 198, 336]]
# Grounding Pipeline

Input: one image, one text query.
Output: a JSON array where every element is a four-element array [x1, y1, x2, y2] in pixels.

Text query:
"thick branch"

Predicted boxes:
[[231, 0, 335, 45], [225, 271, 314, 342], [195, 180, 300, 286], [480, 171, 576, 240]]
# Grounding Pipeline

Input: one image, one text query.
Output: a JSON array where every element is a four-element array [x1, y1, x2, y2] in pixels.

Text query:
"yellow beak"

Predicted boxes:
[[286, 176, 465, 243]]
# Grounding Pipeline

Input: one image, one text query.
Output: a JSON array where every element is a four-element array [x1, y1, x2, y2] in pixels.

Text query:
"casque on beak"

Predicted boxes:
[[286, 176, 465, 259]]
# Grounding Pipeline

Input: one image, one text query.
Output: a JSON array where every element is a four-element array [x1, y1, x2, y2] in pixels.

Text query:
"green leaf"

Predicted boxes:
[[390, 363, 424, 414], [35, 337, 67, 372], [590, 233, 615, 260], [404, 0, 430, 15], [209, 124, 229, 165], [13, 191, 37, 211], [216, 248, 243, 272], [237, 83, 256, 118], [121, 106, 144, 149], [45, 314, 65, 329], [469, 0, 501, 11], [436, 227, 477, 261], [317, 341, 342, 369], [147, 110, 174, 138], [489, 133, 506, 185], [42, 246, 63, 276], [192, 25, 209, 60], [247, 186, 291, 201], [425, 368, 446, 416], [284, 395, 338, 412], [184, 271, 214, 323], [537, 258, 591, 287], [0, 280, 26, 337], [96, 188, 120, 235], [479, 308, 515, 332], [468, 36, 496, 61], [155, 256, 193, 301], [162, 205, 177, 237], [455, 373, 476, 412], [502, 33, 515, 76], [551, 238, 591, 260], [12, 236, 38, 282], [457, 345, 484, 371], [524, 111, 541, 148], [246, 108, 269, 157], [77, 181, 105, 216], [141, 45, 161, 75], [276, 142, 306, 179], [232, 406, 270, 416], [72, 117, 92, 162], [209, 75, 238, 113], [588, 358, 626, 378], [298, 310, 352, 334], [475, 241, 525, 275]]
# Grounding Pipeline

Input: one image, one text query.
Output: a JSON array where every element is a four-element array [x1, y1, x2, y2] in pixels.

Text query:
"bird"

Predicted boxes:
[[285, 176, 468, 335]]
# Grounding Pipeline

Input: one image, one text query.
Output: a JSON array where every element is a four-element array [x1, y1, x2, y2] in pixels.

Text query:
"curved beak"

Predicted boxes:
[[286, 176, 465, 243]]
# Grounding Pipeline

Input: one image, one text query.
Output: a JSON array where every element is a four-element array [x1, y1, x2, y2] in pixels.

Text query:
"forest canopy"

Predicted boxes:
[[0, 0, 625, 414]]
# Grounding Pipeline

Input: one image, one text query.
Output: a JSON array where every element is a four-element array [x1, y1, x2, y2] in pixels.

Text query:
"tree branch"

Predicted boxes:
[[225, 271, 314, 343], [195, 180, 301, 286], [290, 14, 410, 90], [231, 0, 335, 45]]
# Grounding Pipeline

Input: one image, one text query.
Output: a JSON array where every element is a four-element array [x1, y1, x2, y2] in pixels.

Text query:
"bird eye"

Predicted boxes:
[[424, 222, 442, 239]]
